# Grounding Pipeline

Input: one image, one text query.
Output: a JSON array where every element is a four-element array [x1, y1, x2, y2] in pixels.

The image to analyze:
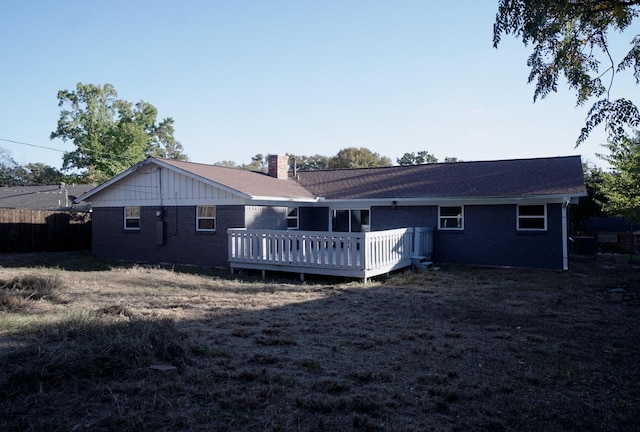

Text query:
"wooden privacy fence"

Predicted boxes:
[[0, 209, 91, 252]]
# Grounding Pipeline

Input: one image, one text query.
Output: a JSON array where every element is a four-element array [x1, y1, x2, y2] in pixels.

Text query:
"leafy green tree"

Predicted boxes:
[[22, 163, 66, 185], [0, 148, 22, 186], [213, 160, 238, 168], [241, 154, 267, 172], [329, 147, 392, 169], [213, 154, 266, 171], [572, 163, 610, 228], [286, 153, 330, 171], [600, 132, 640, 223], [493, 0, 640, 145], [50, 83, 187, 183], [397, 150, 438, 165], [148, 118, 187, 160]]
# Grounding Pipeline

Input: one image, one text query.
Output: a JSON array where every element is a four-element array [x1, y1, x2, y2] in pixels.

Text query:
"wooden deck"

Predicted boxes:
[[227, 227, 433, 282]]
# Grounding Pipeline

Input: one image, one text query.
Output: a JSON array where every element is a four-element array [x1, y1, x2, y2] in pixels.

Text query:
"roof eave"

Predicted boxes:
[[250, 196, 318, 202], [314, 192, 587, 205]]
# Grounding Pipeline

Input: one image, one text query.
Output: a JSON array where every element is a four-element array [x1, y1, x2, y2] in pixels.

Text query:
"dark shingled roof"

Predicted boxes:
[[294, 156, 586, 199], [158, 158, 315, 199], [0, 184, 94, 211]]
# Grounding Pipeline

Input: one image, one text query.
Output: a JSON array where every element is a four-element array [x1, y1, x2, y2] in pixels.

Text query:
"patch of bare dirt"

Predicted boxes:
[[1, 253, 639, 431]]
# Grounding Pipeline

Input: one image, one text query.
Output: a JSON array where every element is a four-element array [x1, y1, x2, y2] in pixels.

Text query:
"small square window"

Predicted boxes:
[[287, 207, 299, 229], [439, 206, 463, 230], [196, 206, 216, 231], [124, 207, 140, 230], [517, 205, 546, 231]]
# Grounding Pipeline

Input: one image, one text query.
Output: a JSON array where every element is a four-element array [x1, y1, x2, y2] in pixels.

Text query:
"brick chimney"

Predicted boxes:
[[268, 154, 289, 179]]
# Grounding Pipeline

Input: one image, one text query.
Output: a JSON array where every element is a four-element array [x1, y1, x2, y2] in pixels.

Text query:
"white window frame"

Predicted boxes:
[[124, 206, 140, 230], [517, 204, 547, 231], [196, 205, 216, 232], [439, 206, 464, 230], [287, 206, 299, 229]]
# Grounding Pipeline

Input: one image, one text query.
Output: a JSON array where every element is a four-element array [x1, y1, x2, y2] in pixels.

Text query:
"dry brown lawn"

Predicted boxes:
[[1, 252, 639, 431]]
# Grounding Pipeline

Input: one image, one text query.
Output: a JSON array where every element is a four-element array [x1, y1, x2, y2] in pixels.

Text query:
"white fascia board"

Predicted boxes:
[[296, 194, 584, 208], [249, 197, 319, 206]]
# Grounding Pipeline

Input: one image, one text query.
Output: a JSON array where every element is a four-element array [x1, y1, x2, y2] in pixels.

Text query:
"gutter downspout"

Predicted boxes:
[[562, 197, 570, 270]]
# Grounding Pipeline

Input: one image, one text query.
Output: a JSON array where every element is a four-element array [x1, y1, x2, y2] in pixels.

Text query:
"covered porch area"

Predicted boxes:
[[227, 227, 433, 282]]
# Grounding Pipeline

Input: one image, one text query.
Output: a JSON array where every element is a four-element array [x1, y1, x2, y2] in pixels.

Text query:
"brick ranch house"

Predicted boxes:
[[76, 154, 586, 279]]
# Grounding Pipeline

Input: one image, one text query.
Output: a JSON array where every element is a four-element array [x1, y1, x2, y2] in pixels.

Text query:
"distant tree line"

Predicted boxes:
[[0, 148, 79, 186], [214, 147, 459, 172]]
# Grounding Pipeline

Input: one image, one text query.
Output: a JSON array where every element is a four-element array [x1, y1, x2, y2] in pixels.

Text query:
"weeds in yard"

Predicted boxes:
[[0, 252, 639, 431], [0, 274, 62, 311], [98, 304, 134, 319], [250, 353, 279, 364], [299, 358, 322, 372], [192, 344, 230, 358], [0, 313, 187, 400]]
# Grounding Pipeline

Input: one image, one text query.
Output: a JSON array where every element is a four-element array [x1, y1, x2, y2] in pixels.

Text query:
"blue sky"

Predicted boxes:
[[1, 1, 634, 171]]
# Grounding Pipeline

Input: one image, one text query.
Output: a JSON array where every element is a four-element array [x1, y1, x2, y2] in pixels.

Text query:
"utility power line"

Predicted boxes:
[[0, 137, 65, 153]]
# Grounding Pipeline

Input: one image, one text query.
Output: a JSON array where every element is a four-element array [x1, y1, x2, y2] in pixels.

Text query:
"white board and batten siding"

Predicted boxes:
[[88, 165, 246, 207]]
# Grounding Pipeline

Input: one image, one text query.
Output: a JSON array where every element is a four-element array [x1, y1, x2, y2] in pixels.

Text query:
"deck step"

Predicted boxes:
[[411, 255, 433, 270]]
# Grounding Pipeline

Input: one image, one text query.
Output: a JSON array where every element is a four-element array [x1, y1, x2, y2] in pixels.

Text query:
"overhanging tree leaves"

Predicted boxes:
[[50, 83, 187, 182], [493, 0, 640, 145]]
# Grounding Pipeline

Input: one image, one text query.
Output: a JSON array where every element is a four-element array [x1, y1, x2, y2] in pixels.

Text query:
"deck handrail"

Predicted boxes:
[[227, 227, 432, 280]]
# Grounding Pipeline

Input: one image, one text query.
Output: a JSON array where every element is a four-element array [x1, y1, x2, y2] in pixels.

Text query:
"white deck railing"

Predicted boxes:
[[227, 227, 433, 281]]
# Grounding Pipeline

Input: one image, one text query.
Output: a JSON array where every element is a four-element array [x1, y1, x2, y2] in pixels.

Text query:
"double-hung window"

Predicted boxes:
[[196, 206, 216, 231], [439, 206, 463, 230], [124, 207, 140, 230], [287, 207, 299, 229], [517, 204, 546, 230]]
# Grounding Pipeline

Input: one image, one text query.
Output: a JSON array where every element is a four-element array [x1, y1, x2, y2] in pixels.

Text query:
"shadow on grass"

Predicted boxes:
[[1, 259, 639, 431]]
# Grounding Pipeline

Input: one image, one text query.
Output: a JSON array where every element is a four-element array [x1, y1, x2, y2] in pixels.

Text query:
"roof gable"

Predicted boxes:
[[77, 157, 316, 204], [157, 158, 315, 199]]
